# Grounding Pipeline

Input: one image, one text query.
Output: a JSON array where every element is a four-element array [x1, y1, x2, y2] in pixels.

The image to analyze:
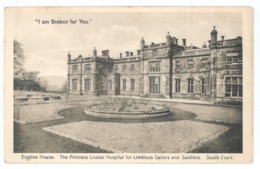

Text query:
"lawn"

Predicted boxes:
[[14, 103, 76, 124], [13, 97, 243, 153], [43, 120, 229, 153]]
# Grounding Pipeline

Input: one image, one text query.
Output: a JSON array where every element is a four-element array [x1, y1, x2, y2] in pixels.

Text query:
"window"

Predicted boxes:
[[153, 49, 157, 56], [233, 56, 238, 63], [225, 77, 242, 97], [72, 79, 77, 91], [108, 66, 113, 73], [149, 61, 160, 72], [201, 58, 208, 68], [123, 79, 126, 91], [226, 50, 242, 54], [131, 64, 135, 72], [84, 79, 91, 91], [238, 55, 243, 62], [226, 56, 243, 64], [201, 79, 206, 94], [187, 60, 194, 69], [175, 79, 181, 93], [85, 64, 91, 73], [122, 65, 126, 73], [131, 79, 135, 91], [149, 76, 160, 94], [226, 56, 233, 63], [175, 61, 181, 70], [226, 50, 243, 64], [72, 65, 78, 73], [108, 80, 112, 90], [114, 65, 118, 72], [187, 79, 194, 93]]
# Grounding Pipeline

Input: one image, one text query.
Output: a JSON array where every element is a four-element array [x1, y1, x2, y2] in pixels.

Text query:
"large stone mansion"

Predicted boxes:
[[67, 26, 243, 104]]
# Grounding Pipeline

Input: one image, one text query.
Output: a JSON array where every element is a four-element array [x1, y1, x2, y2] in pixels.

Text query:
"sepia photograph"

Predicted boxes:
[[4, 7, 253, 163]]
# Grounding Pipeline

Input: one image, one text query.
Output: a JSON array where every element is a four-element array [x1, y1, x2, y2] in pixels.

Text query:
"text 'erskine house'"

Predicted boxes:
[[67, 26, 243, 104]]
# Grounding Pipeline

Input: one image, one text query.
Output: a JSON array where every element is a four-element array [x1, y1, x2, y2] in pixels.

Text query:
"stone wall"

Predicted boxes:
[[67, 30, 243, 104]]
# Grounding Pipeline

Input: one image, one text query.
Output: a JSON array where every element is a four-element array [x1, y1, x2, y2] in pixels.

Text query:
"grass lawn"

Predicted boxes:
[[43, 120, 229, 153], [14, 104, 76, 124], [14, 104, 242, 153]]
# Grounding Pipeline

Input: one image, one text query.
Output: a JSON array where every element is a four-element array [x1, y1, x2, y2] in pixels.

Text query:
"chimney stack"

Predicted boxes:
[[166, 32, 171, 46], [208, 40, 211, 47], [221, 36, 225, 41], [202, 42, 207, 48], [140, 37, 145, 50], [171, 37, 176, 45], [176, 39, 178, 45], [182, 39, 186, 46], [125, 51, 129, 56], [101, 50, 109, 57], [67, 51, 71, 62], [93, 47, 97, 57]]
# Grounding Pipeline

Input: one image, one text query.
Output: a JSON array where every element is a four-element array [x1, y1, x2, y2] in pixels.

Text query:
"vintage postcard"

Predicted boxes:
[[4, 7, 253, 163]]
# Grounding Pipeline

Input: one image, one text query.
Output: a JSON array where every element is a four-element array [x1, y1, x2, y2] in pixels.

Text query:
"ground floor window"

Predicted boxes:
[[175, 79, 180, 93], [187, 78, 193, 93], [149, 76, 160, 94], [201, 79, 205, 94], [123, 79, 126, 91], [72, 79, 77, 91], [131, 79, 135, 91], [84, 79, 91, 91], [225, 77, 242, 97], [108, 80, 112, 90]]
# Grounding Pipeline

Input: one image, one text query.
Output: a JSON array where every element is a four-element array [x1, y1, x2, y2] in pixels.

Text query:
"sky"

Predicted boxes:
[[14, 11, 242, 77]]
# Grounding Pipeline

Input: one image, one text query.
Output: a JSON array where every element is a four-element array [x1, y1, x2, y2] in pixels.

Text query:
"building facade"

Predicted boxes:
[[67, 26, 243, 104]]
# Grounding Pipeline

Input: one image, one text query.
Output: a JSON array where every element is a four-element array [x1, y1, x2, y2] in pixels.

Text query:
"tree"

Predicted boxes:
[[14, 79, 42, 91], [22, 71, 39, 81], [38, 78, 49, 91], [13, 40, 47, 92], [13, 40, 25, 79]]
